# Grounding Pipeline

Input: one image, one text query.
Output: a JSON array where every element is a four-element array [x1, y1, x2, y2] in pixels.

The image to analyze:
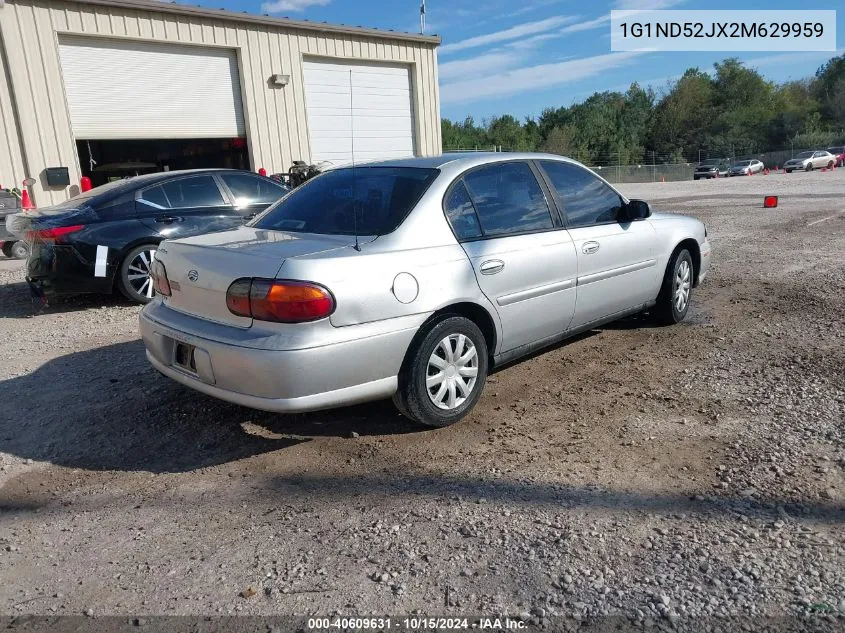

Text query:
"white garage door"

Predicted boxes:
[[58, 37, 246, 139], [303, 60, 416, 165]]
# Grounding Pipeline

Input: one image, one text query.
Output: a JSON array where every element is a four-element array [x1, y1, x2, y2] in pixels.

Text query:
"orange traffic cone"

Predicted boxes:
[[764, 167, 770, 175], [21, 187, 34, 210]]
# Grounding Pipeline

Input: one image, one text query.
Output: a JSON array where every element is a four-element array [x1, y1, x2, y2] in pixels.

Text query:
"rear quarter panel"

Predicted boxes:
[[279, 242, 502, 348]]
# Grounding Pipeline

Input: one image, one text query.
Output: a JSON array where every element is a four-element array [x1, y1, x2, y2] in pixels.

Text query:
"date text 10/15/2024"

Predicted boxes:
[[307, 616, 528, 630]]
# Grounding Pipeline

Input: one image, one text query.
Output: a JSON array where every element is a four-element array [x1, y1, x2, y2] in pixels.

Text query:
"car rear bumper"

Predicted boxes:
[[25, 243, 114, 295], [140, 302, 423, 413]]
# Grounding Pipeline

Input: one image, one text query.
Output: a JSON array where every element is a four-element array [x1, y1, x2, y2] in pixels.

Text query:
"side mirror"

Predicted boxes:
[[625, 199, 650, 221]]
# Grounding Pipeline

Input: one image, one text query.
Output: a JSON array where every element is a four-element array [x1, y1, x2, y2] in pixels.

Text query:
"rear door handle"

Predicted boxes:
[[479, 259, 505, 275], [582, 241, 600, 254], [155, 216, 182, 224]]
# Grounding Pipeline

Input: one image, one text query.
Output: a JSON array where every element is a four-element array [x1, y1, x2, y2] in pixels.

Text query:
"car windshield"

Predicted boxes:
[[795, 151, 814, 159], [251, 167, 439, 235], [735, 161, 752, 167]]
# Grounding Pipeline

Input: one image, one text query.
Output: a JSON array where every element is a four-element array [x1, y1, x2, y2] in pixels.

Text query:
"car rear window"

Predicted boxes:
[[252, 167, 438, 235]]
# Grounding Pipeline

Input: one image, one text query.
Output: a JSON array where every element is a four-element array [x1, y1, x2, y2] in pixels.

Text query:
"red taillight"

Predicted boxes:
[[150, 260, 171, 296], [226, 278, 335, 323], [28, 224, 85, 241]]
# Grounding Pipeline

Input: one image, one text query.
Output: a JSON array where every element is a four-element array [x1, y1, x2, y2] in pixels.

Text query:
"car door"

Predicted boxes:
[[536, 160, 661, 329], [135, 174, 241, 239], [812, 152, 825, 168], [217, 172, 290, 221], [444, 161, 578, 353]]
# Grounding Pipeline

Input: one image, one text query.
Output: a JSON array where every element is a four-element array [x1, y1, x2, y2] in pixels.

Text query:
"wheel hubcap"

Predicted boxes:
[[127, 249, 157, 298], [426, 333, 478, 410], [674, 260, 691, 312]]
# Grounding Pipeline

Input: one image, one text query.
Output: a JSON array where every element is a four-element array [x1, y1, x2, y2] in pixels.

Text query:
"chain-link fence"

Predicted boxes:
[[442, 143, 844, 183]]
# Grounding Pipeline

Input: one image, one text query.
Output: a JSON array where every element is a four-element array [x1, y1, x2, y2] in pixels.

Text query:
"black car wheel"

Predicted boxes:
[[805, 163, 813, 172], [10, 241, 29, 260], [393, 315, 489, 427], [118, 244, 158, 304], [1, 242, 13, 258]]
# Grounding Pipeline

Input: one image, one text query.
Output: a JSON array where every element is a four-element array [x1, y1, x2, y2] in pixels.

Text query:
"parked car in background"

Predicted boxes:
[[140, 153, 711, 427], [7, 169, 290, 304], [783, 150, 836, 173], [0, 189, 28, 259], [693, 159, 730, 180], [825, 146, 845, 167], [729, 159, 765, 176]]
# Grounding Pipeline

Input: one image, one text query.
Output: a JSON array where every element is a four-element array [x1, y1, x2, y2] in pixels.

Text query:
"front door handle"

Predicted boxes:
[[155, 216, 182, 224], [582, 241, 600, 254], [479, 259, 505, 275]]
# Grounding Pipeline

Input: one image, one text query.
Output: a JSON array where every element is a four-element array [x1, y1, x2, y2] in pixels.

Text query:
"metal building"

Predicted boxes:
[[0, 0, 441, 205]]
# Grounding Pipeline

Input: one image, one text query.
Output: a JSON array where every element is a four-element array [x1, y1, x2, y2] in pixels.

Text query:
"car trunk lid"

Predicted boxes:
[[156, 226, 355, 327]]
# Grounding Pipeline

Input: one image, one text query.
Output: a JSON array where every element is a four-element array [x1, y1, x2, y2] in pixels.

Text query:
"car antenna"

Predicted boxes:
[[350, 68, 361, 252]]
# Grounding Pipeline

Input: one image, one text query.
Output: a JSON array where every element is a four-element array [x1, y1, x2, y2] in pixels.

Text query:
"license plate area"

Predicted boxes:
[[173, 342, 198, 375]]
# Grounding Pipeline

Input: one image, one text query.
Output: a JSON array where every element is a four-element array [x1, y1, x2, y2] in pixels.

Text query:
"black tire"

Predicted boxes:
[[393, 315, 488, 427], [827, 161, 834, 170], [10, 241, 28, 260], [693, 176, 699, 181], [805, 163, 813, 172], [785, 169, 792, 173], [1, 242, 14, 258], [652, 249, 694, 326], [118, 244, 158, 304]]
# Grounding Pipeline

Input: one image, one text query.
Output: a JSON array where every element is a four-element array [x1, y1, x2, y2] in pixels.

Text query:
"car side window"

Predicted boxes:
[[160, 176, 226, 209], [539, 160, 624, 228], [444, 180, 482, 241], [221, 173, 288, 206], [461, 162, 553, 237], [139, 185, 171, 209]]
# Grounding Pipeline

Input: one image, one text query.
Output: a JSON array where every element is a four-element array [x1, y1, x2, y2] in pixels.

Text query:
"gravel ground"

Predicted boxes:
[[0, 170, 842, 626]]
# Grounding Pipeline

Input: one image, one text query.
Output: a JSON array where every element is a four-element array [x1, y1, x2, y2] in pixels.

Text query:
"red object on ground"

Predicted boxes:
[[258, 168, 267, 177], [80, 176, 92, 192], [20, 188, 34, 210], [763, 196, 778, 208], [764, 168, 770, 175]]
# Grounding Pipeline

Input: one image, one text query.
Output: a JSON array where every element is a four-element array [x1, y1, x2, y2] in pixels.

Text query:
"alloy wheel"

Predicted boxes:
[[126, 247, 157, 299], [674, 259, 691, 312], [425, 333, 479, 410]]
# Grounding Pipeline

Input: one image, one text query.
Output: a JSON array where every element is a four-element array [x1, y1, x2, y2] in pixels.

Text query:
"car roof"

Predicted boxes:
[[353, 152, 583, 171]]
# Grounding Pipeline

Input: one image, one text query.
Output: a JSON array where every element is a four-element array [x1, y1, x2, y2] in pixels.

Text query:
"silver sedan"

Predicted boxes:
[[784, 150, 836, 172], [729, 159, 764, 176], [140, 153, 711, 427]]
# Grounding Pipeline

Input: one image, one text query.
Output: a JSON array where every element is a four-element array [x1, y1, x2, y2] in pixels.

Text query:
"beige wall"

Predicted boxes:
[[0, 0, 441, 206]]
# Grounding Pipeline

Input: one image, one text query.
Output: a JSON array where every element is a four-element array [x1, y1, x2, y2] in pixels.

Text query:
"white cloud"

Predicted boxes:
[[439, 15, 578, 54], [439, 51, 526, 80], [612, 0, 687, 7], [441, 51, 648, 105], [261, 0, 330, 13], [742, 48, 845, 69], [560, 14, 610, 34], [506, 32, 561, 49], [502, 0, 565, 18]]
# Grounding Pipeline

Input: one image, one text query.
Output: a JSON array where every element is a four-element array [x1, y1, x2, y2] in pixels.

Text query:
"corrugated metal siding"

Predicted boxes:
[[0, 33, 27, 190], [0, 0, 441, 206]]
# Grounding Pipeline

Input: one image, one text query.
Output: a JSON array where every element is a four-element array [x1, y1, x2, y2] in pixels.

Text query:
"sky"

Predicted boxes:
[[206, 0, 843, 122]]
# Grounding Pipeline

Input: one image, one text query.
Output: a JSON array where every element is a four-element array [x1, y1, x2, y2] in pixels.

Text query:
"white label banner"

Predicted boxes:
[[611, 10, 837, 52]]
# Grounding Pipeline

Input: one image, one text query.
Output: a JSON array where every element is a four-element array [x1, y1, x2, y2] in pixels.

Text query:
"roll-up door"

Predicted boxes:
[[58, 37, 246, 139], [303, 60, 415, 165]]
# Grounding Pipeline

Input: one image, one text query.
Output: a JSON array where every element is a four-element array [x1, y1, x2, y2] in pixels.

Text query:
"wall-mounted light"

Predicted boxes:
[[269, 74, 290, 87]]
